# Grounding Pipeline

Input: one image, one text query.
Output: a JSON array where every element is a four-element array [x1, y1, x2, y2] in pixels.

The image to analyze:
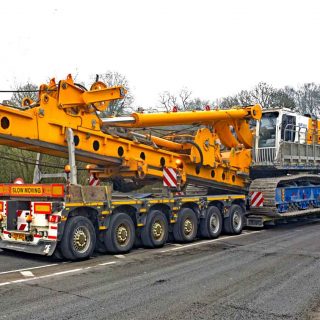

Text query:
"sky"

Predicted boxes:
[[0, 0, 320, 109]]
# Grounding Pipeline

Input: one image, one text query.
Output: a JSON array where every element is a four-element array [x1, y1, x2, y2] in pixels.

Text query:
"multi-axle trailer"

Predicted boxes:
[[0, 75, 320, 260]]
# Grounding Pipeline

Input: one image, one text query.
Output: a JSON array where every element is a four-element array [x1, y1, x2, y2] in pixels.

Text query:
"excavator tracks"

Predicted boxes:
[[249, 174, 320, 218]]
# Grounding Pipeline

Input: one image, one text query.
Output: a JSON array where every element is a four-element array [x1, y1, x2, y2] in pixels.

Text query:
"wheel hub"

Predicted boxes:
[[152, 221, 164, 240], [73, 227, 89, 252], [184, 218, 193, 235], [210, 215, 219, 232], [116, 224, 129, 245], [232, 211, 241, 231]]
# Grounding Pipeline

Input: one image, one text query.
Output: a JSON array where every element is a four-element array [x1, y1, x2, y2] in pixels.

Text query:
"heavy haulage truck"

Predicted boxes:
[[0, 75, 319, 260]]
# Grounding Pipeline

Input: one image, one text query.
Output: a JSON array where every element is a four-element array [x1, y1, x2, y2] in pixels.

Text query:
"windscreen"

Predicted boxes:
[[258, 112, 278, 147]]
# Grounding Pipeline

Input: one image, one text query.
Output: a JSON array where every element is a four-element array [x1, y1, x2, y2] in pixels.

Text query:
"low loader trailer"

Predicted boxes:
[[0, 74, 320, 259], [0, 183, 246, 260]]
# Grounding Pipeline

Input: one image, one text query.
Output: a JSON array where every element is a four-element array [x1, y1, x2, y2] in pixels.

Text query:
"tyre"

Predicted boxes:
[[223, 204, 244, 235], [104, 213, 135, 253], [173, 208, 198, 243], [60, 216, 96, 261], [95, 236, 109, 253], [51, 244, 64, 260], [141, 210, 168, 248], [199, 206, 222, 239]]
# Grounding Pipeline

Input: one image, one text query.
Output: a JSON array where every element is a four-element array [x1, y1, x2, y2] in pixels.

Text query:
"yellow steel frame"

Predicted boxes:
[[0, 75, 261, 191]]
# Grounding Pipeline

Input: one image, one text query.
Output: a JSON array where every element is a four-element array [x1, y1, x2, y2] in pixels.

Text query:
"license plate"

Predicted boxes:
[[12, 233, 26, 241]]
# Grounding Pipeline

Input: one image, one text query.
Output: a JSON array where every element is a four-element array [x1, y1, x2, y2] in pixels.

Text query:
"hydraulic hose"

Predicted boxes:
[[185, 140, 204, 171]]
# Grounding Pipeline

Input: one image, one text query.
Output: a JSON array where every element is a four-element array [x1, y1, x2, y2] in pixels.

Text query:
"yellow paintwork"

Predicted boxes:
[[307, 118, 320, 144], [111, 200, 142, 205], [65, 202, 104, 207], [115, 104, 261, 127], [0, 75, 262, 191]]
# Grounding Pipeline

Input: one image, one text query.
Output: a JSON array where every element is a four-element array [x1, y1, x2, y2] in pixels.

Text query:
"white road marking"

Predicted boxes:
[[20, 271, 34, 277], [0, 262, 118, 287], [114, 255, 126, 259], [0, 263, 58, 275], [98, 261, 117, 266], [160, 231, 263, 253], [0, 268, 83, 287], [0, 231, 265, 287], [171, 243, 183, 247], [32, 268, 83, 278], [0, 282, 10, 286]]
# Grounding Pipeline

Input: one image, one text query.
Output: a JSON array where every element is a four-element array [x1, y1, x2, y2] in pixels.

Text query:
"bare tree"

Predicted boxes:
[[271, 88, 296, 110], [9, 83, 38, 108], [219, 82, 296, 110], [179, 88, 192, 110], [249, 82, 275, 108], [159, 88, 210, 111], [93, 71, 134, 116], [294, 83, 320, 115], [159, 91, 178, 112], [218, 96, 240, 109]]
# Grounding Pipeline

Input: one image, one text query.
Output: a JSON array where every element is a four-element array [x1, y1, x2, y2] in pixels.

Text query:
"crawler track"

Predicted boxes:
[[249, 174, 320, 217]]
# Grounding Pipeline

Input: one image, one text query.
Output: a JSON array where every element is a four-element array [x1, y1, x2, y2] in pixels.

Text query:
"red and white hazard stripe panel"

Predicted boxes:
[[89, 174, 100, 186], [17, 210, 30, 231], [250, 191, 264, 207], [48, 223, 58, 240], [163, 167, 177, 187]]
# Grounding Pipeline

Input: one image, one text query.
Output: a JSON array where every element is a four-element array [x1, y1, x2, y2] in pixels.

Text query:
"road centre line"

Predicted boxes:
[[0, 263, 59, 275], [160, 231, 263, 253]]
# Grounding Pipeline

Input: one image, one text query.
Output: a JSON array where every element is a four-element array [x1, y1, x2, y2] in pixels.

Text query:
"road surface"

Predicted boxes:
[[1, 219, 320, 319]]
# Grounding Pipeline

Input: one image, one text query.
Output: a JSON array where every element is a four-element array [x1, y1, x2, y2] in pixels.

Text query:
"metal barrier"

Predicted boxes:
[[254, 147, 277, 164], [253, 124, 320, 167]]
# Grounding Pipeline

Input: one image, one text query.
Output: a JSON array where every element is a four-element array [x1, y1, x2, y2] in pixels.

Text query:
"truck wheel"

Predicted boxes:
[[173, 208, 198, 243], [51, 244, 64, 260], [223, 204, 244, 235], [60, 216, 96, 261], [141, 210, 168, 248], [104, 213, 135, 253], [199, 206, 222, 239]]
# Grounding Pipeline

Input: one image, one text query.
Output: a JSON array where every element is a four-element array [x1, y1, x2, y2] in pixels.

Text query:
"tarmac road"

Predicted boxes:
[[1, 219, 320, 320]]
